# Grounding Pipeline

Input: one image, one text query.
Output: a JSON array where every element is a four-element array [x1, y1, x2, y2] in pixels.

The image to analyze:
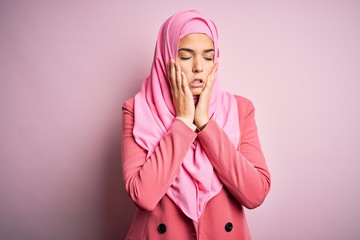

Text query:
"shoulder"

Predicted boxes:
[[233, 95, 253, 105], [233, 95, 255, 114], [122, 97, 135, 112]]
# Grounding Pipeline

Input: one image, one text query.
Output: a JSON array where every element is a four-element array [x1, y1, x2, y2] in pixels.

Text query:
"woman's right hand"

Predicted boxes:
[[168, 59, 195, 123]]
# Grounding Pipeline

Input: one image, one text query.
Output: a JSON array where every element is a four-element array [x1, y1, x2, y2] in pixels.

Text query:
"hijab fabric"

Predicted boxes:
[[133, 10, 240, 221]]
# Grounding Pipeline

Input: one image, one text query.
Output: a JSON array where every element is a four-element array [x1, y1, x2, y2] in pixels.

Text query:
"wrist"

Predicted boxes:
[[176, 116, 197, 131], [195, 118, 209, 129], [195, 121, 208, 133]]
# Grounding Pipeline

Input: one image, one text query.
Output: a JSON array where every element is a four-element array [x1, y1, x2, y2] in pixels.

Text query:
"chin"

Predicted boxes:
[[191, 89, 203, 96]]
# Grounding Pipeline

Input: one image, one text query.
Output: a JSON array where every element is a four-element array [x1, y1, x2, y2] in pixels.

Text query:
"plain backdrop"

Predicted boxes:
[[1, 0, 359, 239]]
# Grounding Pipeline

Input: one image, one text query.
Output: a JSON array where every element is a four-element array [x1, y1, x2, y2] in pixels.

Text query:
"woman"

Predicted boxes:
[[122, 10, 271, 239]]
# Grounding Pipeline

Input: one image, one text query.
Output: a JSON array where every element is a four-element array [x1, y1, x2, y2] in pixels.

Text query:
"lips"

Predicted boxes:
[[189, 78, 205, 88]]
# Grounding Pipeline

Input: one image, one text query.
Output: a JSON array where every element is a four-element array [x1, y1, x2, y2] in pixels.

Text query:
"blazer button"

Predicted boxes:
[[158, 223, 167, 234], [225, 222, 233, 232]]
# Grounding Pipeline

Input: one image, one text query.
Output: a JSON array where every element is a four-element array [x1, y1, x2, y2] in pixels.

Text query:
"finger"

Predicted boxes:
[[206, 62, 219, 88], [206, 63, 219, 89], [211, 62, 219, 76], [181, 72, 190, 94], [175, 62, 183, 93], [204, 73, 213, 90], [203, 74, 216, 95], [167, 61, 172, 88], [169, 60, 176, 92], [167, 60, 171, 78]]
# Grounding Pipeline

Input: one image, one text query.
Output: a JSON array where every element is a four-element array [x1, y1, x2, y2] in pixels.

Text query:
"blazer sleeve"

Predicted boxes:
[[121, 98, 197, 211], [197, 96, 271, 209]]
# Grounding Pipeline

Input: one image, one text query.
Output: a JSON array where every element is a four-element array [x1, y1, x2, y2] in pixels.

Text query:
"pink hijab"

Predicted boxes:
[[133, 10, 240, 221]]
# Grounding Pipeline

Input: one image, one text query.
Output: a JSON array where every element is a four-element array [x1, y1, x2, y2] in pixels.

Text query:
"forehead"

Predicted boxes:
[[178, 33, 214, 49]]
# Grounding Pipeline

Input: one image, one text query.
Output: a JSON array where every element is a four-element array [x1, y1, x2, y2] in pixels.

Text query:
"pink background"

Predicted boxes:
[[1, 0, 359, 239]]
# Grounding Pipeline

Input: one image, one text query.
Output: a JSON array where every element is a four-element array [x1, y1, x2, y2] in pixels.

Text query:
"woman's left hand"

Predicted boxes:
[[194, 62, 219, 129]]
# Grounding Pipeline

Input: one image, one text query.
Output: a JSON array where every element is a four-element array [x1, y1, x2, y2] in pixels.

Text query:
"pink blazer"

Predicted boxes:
[[122, 95, 271, 240]]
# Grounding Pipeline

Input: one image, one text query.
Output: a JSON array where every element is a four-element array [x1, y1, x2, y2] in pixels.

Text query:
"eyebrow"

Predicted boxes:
[[178, 48, 215, 53]]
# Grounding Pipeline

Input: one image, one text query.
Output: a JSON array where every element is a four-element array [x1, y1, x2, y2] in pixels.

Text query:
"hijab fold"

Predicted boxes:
[[133, 10, 240, 221]]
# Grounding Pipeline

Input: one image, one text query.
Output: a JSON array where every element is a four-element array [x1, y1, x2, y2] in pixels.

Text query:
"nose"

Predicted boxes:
[[192, 57, 203, 73]]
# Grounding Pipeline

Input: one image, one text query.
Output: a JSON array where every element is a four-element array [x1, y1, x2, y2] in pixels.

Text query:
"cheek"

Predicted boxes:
[[205, 62, 214, 74], [183, 71, 192, 83], [178, 62, 192, 75]]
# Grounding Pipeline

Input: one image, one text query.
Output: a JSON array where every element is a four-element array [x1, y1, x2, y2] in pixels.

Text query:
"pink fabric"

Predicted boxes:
[[133, 10, 240, 221]]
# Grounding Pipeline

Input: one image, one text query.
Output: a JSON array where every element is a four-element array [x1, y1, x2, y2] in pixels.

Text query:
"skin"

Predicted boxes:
[[167, 33, 219, 129]]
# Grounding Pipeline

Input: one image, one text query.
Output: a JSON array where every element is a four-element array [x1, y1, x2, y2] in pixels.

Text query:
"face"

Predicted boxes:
[[177, 33, 215, 96]]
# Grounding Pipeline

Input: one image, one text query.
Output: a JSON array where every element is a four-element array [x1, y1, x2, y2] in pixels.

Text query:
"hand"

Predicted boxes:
[[168, 59, 195, 123], [194, 63, 219, 128]]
